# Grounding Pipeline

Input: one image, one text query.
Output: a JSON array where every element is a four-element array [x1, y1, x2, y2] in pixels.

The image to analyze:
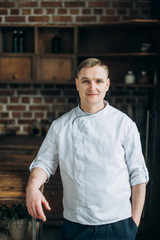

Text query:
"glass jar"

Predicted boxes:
[[139, 71, 149, 84], [125, 71, 136, 84]]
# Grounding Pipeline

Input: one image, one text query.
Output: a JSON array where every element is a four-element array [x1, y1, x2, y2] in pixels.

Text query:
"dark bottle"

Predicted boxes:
[[52, 33, 61, 53], [18, 30, 24, 53], [12, 30, 18, 53]]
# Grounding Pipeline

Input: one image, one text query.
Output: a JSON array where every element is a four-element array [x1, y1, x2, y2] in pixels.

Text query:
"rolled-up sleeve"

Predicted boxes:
[[123, 122, 149, 186], [29, 122, 59, 180]]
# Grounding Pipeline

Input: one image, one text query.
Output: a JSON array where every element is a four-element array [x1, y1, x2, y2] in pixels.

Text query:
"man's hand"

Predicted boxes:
[[26, 187, 51, 222], [26, 167, 50, 222], [131, 183, 146, 227]]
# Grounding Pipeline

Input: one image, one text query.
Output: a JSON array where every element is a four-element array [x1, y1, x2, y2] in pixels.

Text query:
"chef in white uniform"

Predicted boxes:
[[26, 58, 149, 240]]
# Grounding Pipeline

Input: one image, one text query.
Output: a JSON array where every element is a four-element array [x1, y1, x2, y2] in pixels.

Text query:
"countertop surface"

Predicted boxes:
[[0, 135, 44, 149]]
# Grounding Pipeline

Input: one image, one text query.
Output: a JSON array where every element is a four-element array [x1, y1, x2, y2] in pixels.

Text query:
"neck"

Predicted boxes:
[[80, 102, 106, 114]]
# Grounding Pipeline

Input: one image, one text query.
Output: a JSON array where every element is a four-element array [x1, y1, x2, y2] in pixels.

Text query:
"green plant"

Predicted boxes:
[[0, 202, 32, 235]]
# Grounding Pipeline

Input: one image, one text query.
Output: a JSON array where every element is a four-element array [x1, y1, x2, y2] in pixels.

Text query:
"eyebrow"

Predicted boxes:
[[80, 77, 104, 81]]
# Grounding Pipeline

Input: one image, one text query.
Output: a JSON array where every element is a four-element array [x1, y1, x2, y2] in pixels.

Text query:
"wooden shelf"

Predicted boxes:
[[0, 21, 160, 84], [78, 52, 160, 57]]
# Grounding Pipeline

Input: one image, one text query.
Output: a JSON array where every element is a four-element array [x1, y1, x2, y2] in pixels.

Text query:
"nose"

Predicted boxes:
[[89, 81, 96, 91]]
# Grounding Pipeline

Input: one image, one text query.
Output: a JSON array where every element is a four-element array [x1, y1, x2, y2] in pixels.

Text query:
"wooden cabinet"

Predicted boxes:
[[0, 26, 35, 82], [78, 20, 160, 87], [36, 55, 73, 83], [0, 20, 159, 85], [0, 55, 34, 82], [0, 25, 76, 83]]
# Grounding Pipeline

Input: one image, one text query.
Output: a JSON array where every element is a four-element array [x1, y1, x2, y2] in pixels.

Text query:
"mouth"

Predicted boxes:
[[86, 93, 98, 96]]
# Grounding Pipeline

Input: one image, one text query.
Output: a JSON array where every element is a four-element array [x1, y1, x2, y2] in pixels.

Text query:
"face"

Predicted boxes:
[[76, 65, 110, 112]]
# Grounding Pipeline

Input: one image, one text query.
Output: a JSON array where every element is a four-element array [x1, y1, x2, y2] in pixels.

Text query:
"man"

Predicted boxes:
[[26, 58, 149, 240]]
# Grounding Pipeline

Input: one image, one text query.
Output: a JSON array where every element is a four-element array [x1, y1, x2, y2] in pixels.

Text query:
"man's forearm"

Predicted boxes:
[[26, 167, 48, 191], [131, 183, 146, 227], [26, 167, 50, 221]]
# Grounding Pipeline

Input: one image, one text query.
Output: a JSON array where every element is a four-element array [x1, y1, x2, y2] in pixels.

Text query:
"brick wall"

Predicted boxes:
[[0, 0, 151, 25], [0, 83, 148, 135], [0, 0, 151, 135]]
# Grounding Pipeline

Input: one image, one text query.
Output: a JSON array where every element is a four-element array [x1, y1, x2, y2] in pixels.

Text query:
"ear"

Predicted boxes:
[[75, 78, 79, 91], [106, 78, 110, 91]]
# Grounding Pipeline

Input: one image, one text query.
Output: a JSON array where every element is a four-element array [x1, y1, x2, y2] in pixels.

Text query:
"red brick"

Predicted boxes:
[[29, 105, 49, 111], [18, 2, 38, 8], [88, 2, 109, 7], [112, 2, 132, 8], [41, 90, 60, 96], [11, 9, 19, 15], [70, 9, 79, 15], [100, 16, 120, 23], [136, 2, 150, 8], [10, 97, 19, 103], [5, 16, 25, 22], [44, 98, 54, 103], [52, 16, 72, 22], [1, 112, 9, 118], [0, 98, 8, 103], [82, 9, 91, 15], [22, 112, 32, 118], [33, 97, 42, 103], [53, 105, 70, 112], [65, 2, 85, 7], [76, 16, 97, 22], [29, 16, 49, 22], [0, 90, 14, 95], [46, 9, 55, 14], [58, 9, 67, 14], [56, 97, 65, 104], [22, 9, 31, 15], [64, 90, 77, 96], [35, 112, 44, 118], [94, 9, 103, 15], [12, 112, 21, 118], [34, 9, 43, 15], [17, 90, 37, 95], [41, 2, 62, 7], [18, 119, 34, 124], [0, 119, 10, 124], [0, 9, 7, 15], [21, 97, 30, 103], [0, 2, 15, 8], [7, 105, 26, 111], [106, 9, 115, 15]]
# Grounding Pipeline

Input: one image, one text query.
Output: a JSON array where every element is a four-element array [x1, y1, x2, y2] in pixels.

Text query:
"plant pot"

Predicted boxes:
[[9, 219, 28, 240]]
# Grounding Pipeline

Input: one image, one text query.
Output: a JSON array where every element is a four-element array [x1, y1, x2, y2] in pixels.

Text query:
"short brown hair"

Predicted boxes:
[[77, 58, 109, 78]]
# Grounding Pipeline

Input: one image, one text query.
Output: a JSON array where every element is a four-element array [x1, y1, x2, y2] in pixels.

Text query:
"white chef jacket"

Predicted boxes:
[[30, 102, 149, 225]]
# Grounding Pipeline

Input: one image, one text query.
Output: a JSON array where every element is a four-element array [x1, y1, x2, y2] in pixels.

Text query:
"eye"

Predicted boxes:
[[82, 80, 89, 84], [96, 79, 103, 84]]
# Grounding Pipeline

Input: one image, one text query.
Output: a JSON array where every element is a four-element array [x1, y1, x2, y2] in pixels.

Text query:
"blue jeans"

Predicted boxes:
[[61, 217, 138, 240]]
